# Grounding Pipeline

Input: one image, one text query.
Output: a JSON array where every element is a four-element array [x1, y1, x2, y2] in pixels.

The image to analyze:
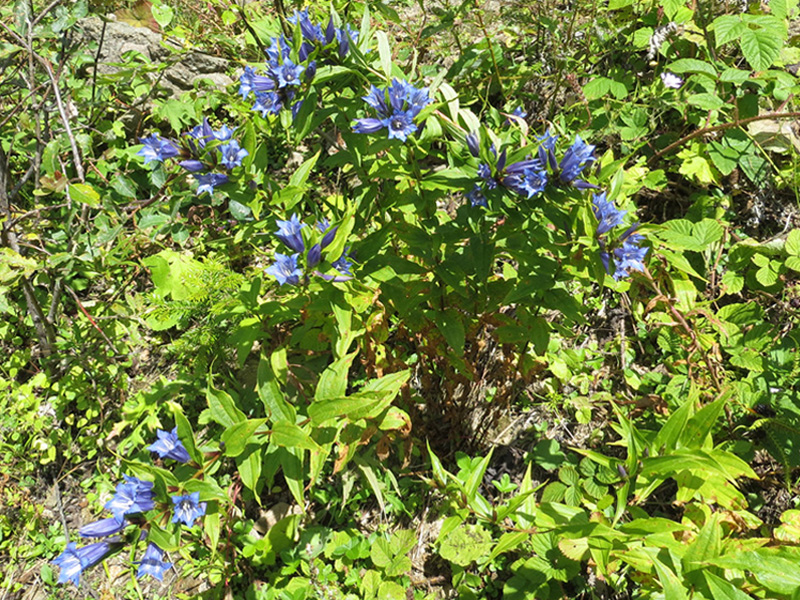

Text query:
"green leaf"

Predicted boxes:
[[786, 256, 800, 272], [204, 511, 221, 558], [713, 15, 746, 46], [315, 353, 355, 402], [205, 384, 245, 428], [258, 355, 295, 423], [693, 219, 724, 247], [583, 77, 611, 100], [172, 408, 202, 464], [438, 523, 493, 566], [786, 230, 800, 256], [148, 522, 180, 552], [430, 309, 465, 356], [111, 175, 137, 198], [683, 513, 722, 571], [770, 0, 799, 20], [652, 557, 688, 600], [150, 0, 173, 27], [704, 571, 755, 600], [688, 93, 725, 111], [271, 421, 320, 451], [288, 150, 320, 188], [68, 183, 100, 207], [464, 450, 494, 502], [375, 30, 393, 79], [739, 27, 784, 71], [669, 58, 717, 77], [221, 419, 267, 457], [280, 446, 305, 509]]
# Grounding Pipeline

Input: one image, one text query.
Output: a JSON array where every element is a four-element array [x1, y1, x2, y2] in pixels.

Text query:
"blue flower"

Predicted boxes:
[[332, 248, 354, 276], [137, 135, 179, 164], [273, 59, 305, 88], [104, 475, 155, 523], [219, 141, 249, 169], [289, 9, 324, 44], [592, 192, 626, 236], [466, 185, 488, 208], [136, 543, 172, 581], [194, 173, 229, 196], [252, 91, 284, 116], [352, 79, 432, 142], [559, 135, 596, 186], [266, 253, 303, 286], [363, 85, 390, 117], [466, 132, 480, 158], [317, 219, 338, 248], [336, 24, 358, 57], [352, 117, 385, 134], [178, 159, 205, 173], [502, 161, 548, 199], [148, 427, 191, 463], [52, 541, 111, 586], [477, 163, 497, 189], [536, 130, 559, 172], [383, 110, 418, 142], [171, 492, 207, 528], [275, 214, 306, 253], [79, 518, 127, 538], [612, 232, 648, 280], [505, 107, 527, 124]]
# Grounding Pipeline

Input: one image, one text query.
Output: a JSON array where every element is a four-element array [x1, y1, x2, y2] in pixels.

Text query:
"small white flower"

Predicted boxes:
[[660, 72, 684, 89]]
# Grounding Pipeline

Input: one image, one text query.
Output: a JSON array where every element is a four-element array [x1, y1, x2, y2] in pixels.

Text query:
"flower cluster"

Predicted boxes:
[[239, 10, 358, 118], [464, 130, 599, 208], [289, 9, 359, 63], [137, 119, 248, 196], [265, 214, 353, 286], [52, 428, 205, 586], [592, 192, 648, 280], [352, 79, 432, 142]]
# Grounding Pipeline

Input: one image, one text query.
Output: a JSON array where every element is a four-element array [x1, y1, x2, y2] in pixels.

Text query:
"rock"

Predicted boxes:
[[78, 16, 234, 100]]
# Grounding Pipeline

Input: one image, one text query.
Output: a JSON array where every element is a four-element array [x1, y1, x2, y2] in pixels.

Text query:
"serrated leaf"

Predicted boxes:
[[558, 465, 580, 487], [438, 523, 493, 566], [786, 257, 800, 272], [564, 484, 583, 506], [688, 93, 725, 111], [755, 265, 779, 287], [730, 348, 764, 372], [583, 477, 607, 499], [785, 230, 800, 256], [740, 27, 783, 71], [693, 219, 724, 247], [558, 538, 589, 561], [713, 15, 746, 46], [68, 183, 100, 207]]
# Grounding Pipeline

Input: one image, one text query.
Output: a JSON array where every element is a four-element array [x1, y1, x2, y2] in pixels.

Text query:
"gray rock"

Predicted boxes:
[[78, 16, 234, 99]]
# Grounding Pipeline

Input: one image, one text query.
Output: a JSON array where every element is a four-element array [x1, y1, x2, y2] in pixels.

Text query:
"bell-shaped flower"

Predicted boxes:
[[274, 214, 306, 253], [137, 135, 180, 164], [136, 543, 172, 581], [79, 518, 127, 538], [266, 253, 303, 286], [104, 475, 155, 523], [171, 492, 207, 528], [592, 192, 627, 236], [52, 541, 112, 586], [148, 427, 191, 463]]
